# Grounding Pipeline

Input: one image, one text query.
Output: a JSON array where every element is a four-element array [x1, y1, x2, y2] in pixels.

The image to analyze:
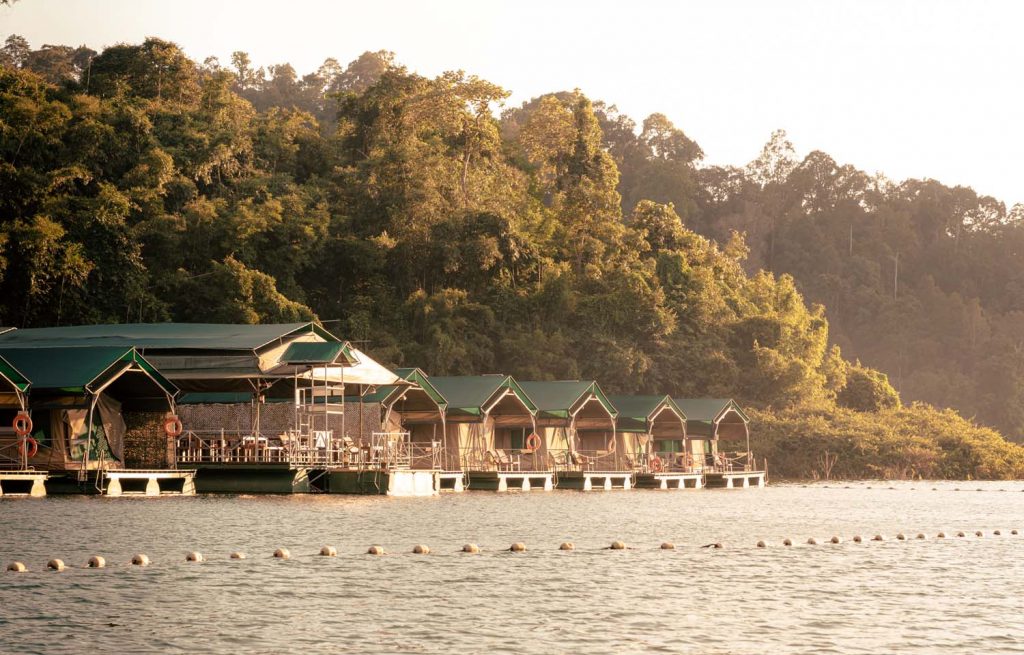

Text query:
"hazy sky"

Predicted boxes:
[[3, 0, 1021, 206]]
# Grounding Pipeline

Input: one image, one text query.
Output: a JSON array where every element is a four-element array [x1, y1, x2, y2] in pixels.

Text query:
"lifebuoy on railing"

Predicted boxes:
[[650, 455, 664, 472], [13, 412, 32, 437], [19, 436, 38, 459], [606, 436, 616, 454], [164, 415, 183, 438], [525, 433, 541, 452]]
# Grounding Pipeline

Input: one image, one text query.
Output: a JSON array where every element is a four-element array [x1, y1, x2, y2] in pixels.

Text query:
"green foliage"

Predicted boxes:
[[838, 362, 900, 412], [751, 404, 1024, 480]]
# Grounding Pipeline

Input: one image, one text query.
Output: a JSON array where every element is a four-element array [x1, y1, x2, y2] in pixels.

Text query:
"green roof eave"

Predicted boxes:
[[0, 355, 30, 393], [279, 341, 355, 366], [428, 375, 535, 415]]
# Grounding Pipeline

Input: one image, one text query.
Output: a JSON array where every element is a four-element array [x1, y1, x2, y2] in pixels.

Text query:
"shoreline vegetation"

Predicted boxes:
[[2, 37, 1023, 479]]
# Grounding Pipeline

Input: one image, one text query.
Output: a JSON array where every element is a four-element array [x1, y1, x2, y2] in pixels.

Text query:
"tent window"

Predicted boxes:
[[654, 439, 682, 453]]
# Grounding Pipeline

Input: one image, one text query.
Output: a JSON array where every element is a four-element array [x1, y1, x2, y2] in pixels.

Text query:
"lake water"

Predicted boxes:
[[2, 481, 1024, 654]]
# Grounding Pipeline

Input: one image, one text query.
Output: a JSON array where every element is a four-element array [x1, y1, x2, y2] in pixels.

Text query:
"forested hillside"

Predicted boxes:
[[1, 36, 1022, 476]]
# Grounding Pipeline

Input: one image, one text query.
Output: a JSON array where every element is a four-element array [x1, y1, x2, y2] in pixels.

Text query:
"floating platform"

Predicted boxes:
[[104, 469, 197, 497], [190, 464, 312, 494], [704, 471, 765, 489], [557, 471, 634, 491], [438, 471, 466, 492], [0, 471, 49, 497], [467, 470, 554, 492], [635, 472, 704, 490], [323, 469, 438, 496]]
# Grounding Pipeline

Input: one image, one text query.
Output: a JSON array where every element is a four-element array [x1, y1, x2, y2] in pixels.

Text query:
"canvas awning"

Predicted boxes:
[[673, 398, 749, 438], [294, 347, 407, 388], [428, 375, 537, 419], [0, 346, 178, 401], [518, 380, 616, 424], [608, 395, 686, 434]]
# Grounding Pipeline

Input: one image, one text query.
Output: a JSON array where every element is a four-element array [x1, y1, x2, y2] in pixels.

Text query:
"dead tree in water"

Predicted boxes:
[[817, 450, 839, 480]]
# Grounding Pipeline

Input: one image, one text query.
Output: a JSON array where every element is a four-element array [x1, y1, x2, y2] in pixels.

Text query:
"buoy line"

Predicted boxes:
[[5, 530, 1019, 573]]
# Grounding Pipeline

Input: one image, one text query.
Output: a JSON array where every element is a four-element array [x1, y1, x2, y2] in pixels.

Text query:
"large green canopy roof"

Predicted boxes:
[[673, 398, 749, 437], [0, 322, 333, 352], [0, 346, 178, 397], [428, 375, 537, 416], [607, 395, 685, 433], [519, 380, 616, 420]]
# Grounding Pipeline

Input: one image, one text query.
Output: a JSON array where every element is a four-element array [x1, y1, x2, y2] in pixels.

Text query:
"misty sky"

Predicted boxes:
[[3, 0, 1020, 206]]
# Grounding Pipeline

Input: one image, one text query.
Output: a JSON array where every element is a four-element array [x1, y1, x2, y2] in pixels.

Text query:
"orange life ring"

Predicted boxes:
[[164, 415, 183, 437], [650, 455, 664, 472], [606, 436, 616, 453], [525, 433, 541, 452], [19, 436, 38, 459], [13, 412, 32, 437]]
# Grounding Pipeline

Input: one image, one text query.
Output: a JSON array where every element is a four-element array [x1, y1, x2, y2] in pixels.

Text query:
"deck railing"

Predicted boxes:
[[175, 430, 440, 471], [0, 435, 27, 470]]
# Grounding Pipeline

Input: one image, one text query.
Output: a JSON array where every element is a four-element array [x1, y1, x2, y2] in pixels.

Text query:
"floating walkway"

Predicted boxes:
[[0, 471, 48, 497], [104, 470, 197, 496], [557, 471, 633, 491], [635, 472, 704, 490], [467, 471, 554, 492], [705, 470, 765, 489]]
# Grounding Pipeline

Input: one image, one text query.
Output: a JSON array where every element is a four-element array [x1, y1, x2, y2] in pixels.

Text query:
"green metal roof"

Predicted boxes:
[[0, 346, 178, 397], [279, 341, 357, 366], [0, 354, 30, 394], [518, 380, 616, 420], [428, 375, 537, 417], [364, 368, 449, 407], [607, 395, 685, 433], [0, 322, 334, 352], [673, 398, 749, 437]]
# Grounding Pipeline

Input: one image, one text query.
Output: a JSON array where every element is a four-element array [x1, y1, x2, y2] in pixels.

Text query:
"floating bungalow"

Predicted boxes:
[[673, 398, 764, 488], [0, 353, 46, 496], [608, 395, 703, 489], [518, 380, 629, 490], [427, 375, 549, 491], [370, 368, 464, 491], [0, 345, 187, 494]]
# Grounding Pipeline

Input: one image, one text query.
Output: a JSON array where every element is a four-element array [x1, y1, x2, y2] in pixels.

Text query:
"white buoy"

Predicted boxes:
[[319, 546, 337, 557], [230, 552, 246, 560], [131, 553, 150, 566], [412, 544, 430, 555], [367, 545, 385, 555], [186, 552, 204, 562], [462, 543, 480, 553], [7, 561, 27, 572], [660, 542, 675, 550], [559, 542, 575, 551], [47, 559, 65, 572], [609, 541, 626, 550], [88, 556, 105, 568], [273, 548, 290, 559], [509, 542, 527, 552]]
